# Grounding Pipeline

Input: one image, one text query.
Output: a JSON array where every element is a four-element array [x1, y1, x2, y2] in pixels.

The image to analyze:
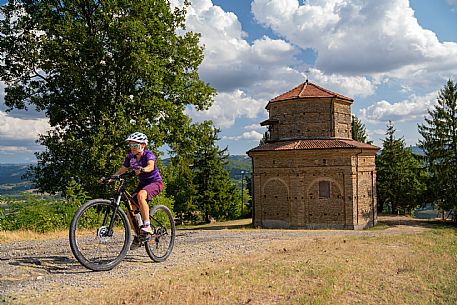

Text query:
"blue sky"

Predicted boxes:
[[1, 0, 457, 163]]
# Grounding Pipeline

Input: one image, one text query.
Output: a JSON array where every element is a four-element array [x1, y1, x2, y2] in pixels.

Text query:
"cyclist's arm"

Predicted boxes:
[[133, 160, 154, 175], [141, 160, 155, 173], [112, 165, 128, 177]]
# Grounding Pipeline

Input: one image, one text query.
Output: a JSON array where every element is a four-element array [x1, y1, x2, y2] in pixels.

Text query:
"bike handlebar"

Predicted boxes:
[[100, 171, 136, 185]]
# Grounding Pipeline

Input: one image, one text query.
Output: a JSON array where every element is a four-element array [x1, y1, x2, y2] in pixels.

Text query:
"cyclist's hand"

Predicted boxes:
[[100, 176, 116, 184], [133, 168, 142, 176], [108, 175, 118, 182]]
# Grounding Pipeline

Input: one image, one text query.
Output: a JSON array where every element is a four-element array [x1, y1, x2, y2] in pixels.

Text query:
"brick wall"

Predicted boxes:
[[268, 98, 351, 140], [251, 150, 377, 229]]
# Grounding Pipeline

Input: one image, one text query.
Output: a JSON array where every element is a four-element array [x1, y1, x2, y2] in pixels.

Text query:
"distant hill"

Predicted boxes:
[[162, 155, 251, 180], [377, 145, 425, 156], [226, 155, 252, 180], [409, 146, 425, 156], [0, 164, 33, 195], [0, 164, 30, 184]]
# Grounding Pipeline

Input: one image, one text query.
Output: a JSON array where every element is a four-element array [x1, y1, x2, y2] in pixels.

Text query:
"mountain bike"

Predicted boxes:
[[69, 172, 175, 271]]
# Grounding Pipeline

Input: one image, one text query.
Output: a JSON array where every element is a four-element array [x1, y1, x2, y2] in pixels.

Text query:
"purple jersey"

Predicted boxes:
[[123, 150, 162, 185]]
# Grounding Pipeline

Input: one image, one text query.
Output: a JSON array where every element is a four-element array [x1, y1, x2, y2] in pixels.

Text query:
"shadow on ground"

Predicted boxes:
[[377, 214, 457, 230], [7, 255, 85, 274]]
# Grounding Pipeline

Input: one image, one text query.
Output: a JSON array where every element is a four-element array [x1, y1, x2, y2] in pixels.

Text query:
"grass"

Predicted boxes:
[[11, 219, 456, 305], [0, 229, 69, 243]]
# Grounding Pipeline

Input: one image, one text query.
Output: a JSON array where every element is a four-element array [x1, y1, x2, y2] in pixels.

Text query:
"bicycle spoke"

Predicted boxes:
[[145, 205, 175, 262], [70, 200, 131, 271]]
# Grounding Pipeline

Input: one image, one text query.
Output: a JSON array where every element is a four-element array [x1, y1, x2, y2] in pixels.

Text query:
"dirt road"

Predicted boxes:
[[0, 216, 430, 304]]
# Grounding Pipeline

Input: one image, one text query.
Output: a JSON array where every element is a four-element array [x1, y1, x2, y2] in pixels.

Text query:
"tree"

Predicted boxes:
[[352, 115, 372, 143], [164, 122, 203, 224], [259, 129, 271, 145], [192, 121, 240, 222], [0, 0, 215, 196], [376, 121, 426, 213], [163, 156, 196, 224], [418, 80, 457, 212]]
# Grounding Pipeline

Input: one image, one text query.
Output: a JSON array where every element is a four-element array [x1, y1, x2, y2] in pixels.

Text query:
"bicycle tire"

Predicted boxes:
[[69, 199, 131, 271], [145, 205, 176, 262]]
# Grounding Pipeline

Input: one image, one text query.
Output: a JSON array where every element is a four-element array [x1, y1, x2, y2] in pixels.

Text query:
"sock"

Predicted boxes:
[[143, 220, 150, 227]]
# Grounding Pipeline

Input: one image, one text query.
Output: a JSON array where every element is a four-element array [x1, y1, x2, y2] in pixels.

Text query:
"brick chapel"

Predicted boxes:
[[247, 81, 379, 230]]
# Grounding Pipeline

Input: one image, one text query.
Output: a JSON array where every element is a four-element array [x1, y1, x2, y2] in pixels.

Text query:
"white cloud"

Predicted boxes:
[[359, 91, 438, 123], [179, 0, 300, 94], [223, 131, 264, 141], [0, 111, 51, 139], [309, 68, 375, 98], [187, 89, 266, 128], [0, 146, 29, 152], [244, 124, 263, 130], [181, 0, 382, 124], [250, 36, 297, 65], [252, 0, 457, 78]]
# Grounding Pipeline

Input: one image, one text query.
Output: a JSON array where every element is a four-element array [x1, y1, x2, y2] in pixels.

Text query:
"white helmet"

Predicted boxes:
[[125, 132, 148, 144]]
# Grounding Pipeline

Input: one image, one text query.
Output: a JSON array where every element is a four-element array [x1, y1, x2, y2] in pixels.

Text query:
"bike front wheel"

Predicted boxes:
[[69, 199, 131, 271], [145, 205, 176, 262]]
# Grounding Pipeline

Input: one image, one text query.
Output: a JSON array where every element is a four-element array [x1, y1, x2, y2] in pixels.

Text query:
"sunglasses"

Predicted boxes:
[[129, 143, 141, 148]]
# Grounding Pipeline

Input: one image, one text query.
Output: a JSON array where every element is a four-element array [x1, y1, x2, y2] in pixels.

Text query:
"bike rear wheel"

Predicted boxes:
[[69, 199, 131, 271], [145, 205, 176, 262]]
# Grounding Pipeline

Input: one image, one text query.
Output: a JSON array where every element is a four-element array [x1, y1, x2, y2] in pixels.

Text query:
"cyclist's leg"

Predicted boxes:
[[137, 182, 163, 234], [137, 189, 150, 223], [128, 199, 142, 249]]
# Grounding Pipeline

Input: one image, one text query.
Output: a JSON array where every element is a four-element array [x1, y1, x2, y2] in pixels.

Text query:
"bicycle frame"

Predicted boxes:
[[107, 173, 163, 237], [70, 172, 175, 271], [97, 174, 134, 238], [104, 172, 170, 239]]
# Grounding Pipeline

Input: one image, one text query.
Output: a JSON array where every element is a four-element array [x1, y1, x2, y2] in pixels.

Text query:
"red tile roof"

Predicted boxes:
[[248, 139, 379, 153], [269, 81, 353, 104]]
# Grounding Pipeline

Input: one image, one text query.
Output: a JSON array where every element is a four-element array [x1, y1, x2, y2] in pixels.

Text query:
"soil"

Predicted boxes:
[[0, 216, 434, 304]]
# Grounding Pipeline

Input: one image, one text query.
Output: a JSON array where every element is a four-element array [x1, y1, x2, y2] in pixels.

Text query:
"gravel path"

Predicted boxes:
[[0, 218, 429, 303]]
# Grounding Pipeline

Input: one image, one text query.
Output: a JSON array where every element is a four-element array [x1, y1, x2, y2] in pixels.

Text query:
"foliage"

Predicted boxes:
[[191, 122, 241, 222], [0, 0, 215, 197], [239, 188, 252, 218], [376, 121, 427, 213], [259, 129, 271, 145], [149, 184, 174, 214], [225, 155, 251, 181], [65, 178, 91, 206], [164, 155, 197, 224], [418, 79, 457, 213], [0, 195, 77, 232], [0, 183, 174, 232], [351, 115, 372, 143], [163, 121, 243, 223]]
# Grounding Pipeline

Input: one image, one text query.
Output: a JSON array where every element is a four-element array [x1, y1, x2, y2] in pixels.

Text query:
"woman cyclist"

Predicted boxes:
[[111, 132, 163, 249]]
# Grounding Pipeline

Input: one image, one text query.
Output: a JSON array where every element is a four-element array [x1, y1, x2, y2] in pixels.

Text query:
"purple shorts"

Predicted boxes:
[[133, 181, 163, 202]]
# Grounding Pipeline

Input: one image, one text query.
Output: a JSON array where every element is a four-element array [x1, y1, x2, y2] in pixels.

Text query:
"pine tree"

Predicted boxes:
[[192, 122, 240, 222], [164, 156, 196, 224], [259, 129, 271, 145], [418, 80, 457, 212], [376, 121, 426, 213], [352, 115, 372, 143]]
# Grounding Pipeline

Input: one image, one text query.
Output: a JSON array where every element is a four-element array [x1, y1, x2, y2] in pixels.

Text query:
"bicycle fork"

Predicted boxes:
[[103, 195, 123, 237]]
